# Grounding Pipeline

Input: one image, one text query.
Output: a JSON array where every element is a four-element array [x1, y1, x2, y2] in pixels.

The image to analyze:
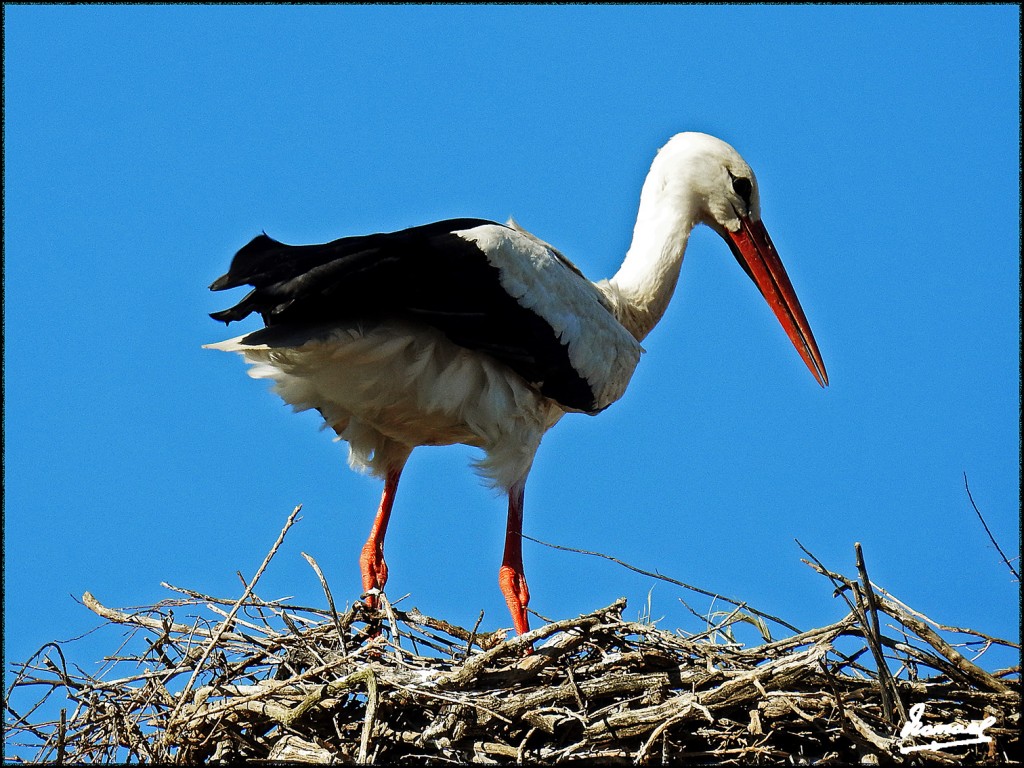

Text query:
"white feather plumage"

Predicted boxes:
[[206, 319, 564, 489], [454, 223, 643, 411]]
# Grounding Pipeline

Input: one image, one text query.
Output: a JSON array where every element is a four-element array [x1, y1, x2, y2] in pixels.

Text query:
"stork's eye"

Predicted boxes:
[[731, 176, 753, 207]]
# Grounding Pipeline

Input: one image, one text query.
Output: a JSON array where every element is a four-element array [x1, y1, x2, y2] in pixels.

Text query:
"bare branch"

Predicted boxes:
[[522, 533, 801, 634], [964, 472, 1020, 581]]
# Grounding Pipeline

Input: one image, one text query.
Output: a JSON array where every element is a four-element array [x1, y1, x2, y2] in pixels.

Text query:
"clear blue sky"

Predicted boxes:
[[4, 3, 1019, 708]]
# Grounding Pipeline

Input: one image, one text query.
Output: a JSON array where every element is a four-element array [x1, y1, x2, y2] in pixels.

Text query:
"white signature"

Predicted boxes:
[[898, 702, 996, 754]]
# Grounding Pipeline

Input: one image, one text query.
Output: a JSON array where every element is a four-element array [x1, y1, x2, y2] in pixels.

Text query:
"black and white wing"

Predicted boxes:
[[209, 218, 642, 413]]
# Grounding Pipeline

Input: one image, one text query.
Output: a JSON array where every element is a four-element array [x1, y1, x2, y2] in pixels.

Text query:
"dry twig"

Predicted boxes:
[[964, 472, 1020, 582]]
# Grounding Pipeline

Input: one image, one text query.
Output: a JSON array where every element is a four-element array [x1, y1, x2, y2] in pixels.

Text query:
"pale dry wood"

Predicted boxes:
[[7, 524, 1019, 765], [300, 551, 346, 652], [802, 556, 1012, 695], [266, 733, 334, 762], [81, 592, 259, 646]]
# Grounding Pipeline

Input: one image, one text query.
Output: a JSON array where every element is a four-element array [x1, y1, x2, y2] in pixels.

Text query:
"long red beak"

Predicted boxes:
[[727, 218, 828, 387]]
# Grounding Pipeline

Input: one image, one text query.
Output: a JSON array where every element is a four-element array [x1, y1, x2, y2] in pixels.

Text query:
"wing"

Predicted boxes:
[[209, 219, 642, 413]]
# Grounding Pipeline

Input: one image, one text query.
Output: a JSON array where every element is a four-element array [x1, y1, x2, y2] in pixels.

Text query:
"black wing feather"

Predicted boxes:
[[209, 219, 596, 411]]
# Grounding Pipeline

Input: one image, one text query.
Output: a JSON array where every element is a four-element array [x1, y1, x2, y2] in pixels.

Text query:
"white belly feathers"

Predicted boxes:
[[206, 320, 564, 489]]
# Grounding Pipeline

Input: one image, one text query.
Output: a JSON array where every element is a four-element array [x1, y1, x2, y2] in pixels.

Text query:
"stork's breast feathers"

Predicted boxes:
[[455, 224, 642, 412]]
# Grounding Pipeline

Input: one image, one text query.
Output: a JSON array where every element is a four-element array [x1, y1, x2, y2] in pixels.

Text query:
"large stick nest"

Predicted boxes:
[[5, 508, 1020, 764]]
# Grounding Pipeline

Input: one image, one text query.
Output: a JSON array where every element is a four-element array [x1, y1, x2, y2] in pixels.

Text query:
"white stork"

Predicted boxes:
[[206, 132, 828, 636]]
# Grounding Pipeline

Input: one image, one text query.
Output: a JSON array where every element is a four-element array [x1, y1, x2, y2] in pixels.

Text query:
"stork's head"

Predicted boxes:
[[653, 132, 829, 387], [652, 132, 762, 234]]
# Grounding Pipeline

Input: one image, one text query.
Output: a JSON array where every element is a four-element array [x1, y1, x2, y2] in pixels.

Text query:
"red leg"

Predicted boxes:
[[498, 482, 531, 635], [359, 467, 402, 610]]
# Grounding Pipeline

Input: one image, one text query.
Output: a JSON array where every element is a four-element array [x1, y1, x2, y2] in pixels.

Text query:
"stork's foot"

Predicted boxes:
[[359, 587, 383, 612], [498, 563, 531, 635], [359, 541, 388, 611]]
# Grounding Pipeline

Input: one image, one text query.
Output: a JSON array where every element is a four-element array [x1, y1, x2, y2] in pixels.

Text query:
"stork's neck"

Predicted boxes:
[[604, 173, 700, 342]]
